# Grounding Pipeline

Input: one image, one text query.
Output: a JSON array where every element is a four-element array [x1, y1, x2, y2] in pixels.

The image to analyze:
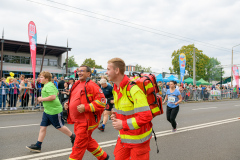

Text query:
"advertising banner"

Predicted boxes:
[[28, 21, 37, 84], [232, 65, 239, 93], [179, 53, 186, 86]]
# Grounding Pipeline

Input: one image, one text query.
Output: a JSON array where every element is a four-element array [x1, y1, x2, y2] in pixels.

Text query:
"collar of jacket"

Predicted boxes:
[[113, 75, 129, 100]]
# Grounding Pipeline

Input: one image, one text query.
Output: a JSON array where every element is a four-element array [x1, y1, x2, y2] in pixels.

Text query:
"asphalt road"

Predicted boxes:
[[1, 100, 240, 160]]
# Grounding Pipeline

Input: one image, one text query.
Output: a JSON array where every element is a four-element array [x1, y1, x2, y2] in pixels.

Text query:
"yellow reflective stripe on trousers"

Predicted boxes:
[[91, 146, 100, 155], [69, 158, 77, 160], [88, 121, 100, 130], [151, 106, 160, 114], [87, 94, 93, 97], [95, 149, 104, 157], [120, 128, 153, 144], [127, 117, 140, 130]]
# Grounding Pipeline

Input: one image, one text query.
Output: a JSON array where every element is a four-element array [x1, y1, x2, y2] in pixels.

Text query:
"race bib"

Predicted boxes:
[[168, 96, 175, 103]]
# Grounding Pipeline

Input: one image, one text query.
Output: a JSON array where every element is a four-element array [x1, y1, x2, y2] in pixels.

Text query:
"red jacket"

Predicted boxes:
[[67, 79, 106, 131]]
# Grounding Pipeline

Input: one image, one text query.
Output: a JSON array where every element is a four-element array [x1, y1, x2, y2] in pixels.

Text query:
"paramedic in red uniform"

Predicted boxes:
[[106, 58, 153, 160], [64, 65, 109, 160]]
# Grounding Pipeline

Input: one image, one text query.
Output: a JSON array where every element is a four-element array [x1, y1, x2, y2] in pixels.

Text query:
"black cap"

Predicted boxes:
[[69, 78, 74, 80]]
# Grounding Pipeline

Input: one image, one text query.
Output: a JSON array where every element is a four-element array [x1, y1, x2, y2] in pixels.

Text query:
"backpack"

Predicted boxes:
[[126, 72, 164, 117]]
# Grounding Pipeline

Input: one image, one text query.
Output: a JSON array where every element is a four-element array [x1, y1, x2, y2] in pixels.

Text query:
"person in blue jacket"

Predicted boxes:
[[9, 78, 20, 110], [0, 78, 9, 111]]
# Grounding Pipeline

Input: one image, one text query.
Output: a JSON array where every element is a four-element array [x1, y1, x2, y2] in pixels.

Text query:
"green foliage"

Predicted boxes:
[[66, 55, 79, 68], [135, 64, 152, 72], [169, 44, 223, 81], [81, 58, 103, 69]]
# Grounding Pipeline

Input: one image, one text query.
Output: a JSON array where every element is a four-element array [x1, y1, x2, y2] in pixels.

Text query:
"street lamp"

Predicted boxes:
[[231, 44, 240, 86]]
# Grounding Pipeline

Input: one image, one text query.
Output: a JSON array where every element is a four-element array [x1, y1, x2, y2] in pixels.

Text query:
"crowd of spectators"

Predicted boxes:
[[157, 81, 240, 101]]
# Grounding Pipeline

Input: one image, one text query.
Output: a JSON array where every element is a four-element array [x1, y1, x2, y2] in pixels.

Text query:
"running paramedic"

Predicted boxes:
[[64, 65, 109, 160], [163, 80, 182, 132], [98, 78, 114, 132], [26, 71, 75, 152], [106, 58, 153, 160]]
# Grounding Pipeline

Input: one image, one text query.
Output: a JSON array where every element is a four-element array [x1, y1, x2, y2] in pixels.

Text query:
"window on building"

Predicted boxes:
[[126, 66, 128, 71]]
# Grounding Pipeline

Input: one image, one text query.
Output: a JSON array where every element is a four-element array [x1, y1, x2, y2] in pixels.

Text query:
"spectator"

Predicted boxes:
[[68, 78, 75, 90], [162, 85, 167, 100], [19, 78, 31, 109], [61, 82, 70, 103], [19, 74, 25, 84], [91, 67, 97, 77], [0, 78, 9, 111], [58, 77, 65, 90], [9, 78, 19, 110], [53, 77, 58, 89], [29, 79, 35, 107], [192, 85, 197, 101], [166, 82, 170, 89]]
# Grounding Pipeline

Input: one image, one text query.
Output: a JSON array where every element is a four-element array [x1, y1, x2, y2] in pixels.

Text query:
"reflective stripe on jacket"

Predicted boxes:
[[113, 79, 153, 147]]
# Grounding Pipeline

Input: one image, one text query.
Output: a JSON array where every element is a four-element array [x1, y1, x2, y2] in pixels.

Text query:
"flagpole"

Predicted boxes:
[[66, 39, 68, 76], [40, 36, 47, 72], [1, 29, 4, 79]]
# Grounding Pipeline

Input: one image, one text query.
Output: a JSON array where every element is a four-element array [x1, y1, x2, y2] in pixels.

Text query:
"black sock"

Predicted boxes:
[[36, 141, 42, 148], [70, 133, 75, 138]]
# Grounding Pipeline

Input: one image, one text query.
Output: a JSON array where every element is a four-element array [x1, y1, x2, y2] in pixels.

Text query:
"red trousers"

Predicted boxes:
[[114, 138, 150, 160], [69, 122, 107, 160]]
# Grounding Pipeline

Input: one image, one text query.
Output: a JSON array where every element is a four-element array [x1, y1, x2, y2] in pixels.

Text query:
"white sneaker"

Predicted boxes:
[[14, 107, 17, 110], [0, 108, 2, 111], [4, 108, 7, 111], [10, 107, 13, 110]]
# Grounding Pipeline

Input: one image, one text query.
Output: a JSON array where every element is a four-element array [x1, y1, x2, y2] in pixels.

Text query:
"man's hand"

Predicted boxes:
[[77, 104, 85, 113], [110, 100, 114, 104], [110, 112, 116, 121], [37, 97, 43, 103], [64, 102, 69, 110], [112, 119, 123, 130]]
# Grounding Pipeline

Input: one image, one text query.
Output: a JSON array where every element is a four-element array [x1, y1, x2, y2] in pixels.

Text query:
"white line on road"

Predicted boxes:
[[4, 117, 240, 160], [0, 124, 39, 129], [192, 107, 217, 110]]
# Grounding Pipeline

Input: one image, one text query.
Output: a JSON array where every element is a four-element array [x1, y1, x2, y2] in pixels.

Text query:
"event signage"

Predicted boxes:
[[179, 53, 186, 85], [28, 21, 37, 84], [232, 65, 239, 93]]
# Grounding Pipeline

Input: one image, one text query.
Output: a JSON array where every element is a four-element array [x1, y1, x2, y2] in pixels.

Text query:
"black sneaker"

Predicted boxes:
[[105, 154, 110, 160], [26, 144, 41, 152], [70, 134, 76, 147], [98, 126, 105, 132]]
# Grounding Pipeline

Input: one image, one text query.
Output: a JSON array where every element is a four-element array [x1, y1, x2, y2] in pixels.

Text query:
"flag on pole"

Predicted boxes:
[[179, 53, 186, 86], [232, 65, 239, 93], [28, 21, 37, 85]]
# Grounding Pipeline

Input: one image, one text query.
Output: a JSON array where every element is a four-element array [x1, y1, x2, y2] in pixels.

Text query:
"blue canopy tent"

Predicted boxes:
[[156, 74, 163, 82], [167, 75, 180, 83]]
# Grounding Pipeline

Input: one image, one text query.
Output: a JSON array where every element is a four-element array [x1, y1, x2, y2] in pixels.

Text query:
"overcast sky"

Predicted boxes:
[[1, 0, 240, 77]]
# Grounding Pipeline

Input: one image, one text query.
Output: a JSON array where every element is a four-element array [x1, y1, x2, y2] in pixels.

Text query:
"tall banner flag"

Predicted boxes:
[[28, 21, 37, 85], [232, 65, 239, 93], [179, 53, 186, 86]]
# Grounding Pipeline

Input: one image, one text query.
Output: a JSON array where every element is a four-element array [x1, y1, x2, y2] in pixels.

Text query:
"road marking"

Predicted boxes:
[[234, 105, 240, 106], [192, 107, 217, 110], [0, 124, 39, 129], [4, 117, 240, 160]]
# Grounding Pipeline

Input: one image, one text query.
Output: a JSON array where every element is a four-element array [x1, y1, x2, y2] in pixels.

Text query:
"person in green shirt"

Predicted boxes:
[[26, 71, 75, 153]]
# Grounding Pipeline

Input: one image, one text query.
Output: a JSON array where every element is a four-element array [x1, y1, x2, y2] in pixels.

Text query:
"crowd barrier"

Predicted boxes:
[[0, 87, 239, 111], [0, 88, 67, 111], [160, 88, 239, 102]]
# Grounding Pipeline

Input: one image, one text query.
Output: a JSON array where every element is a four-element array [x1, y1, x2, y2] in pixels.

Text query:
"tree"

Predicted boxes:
[[81, 58, 103, 69], [169, 44, 223, 81], [66, 55, 79, 68], [135, 64, 152, 72], [205, 57, 224, 81]]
